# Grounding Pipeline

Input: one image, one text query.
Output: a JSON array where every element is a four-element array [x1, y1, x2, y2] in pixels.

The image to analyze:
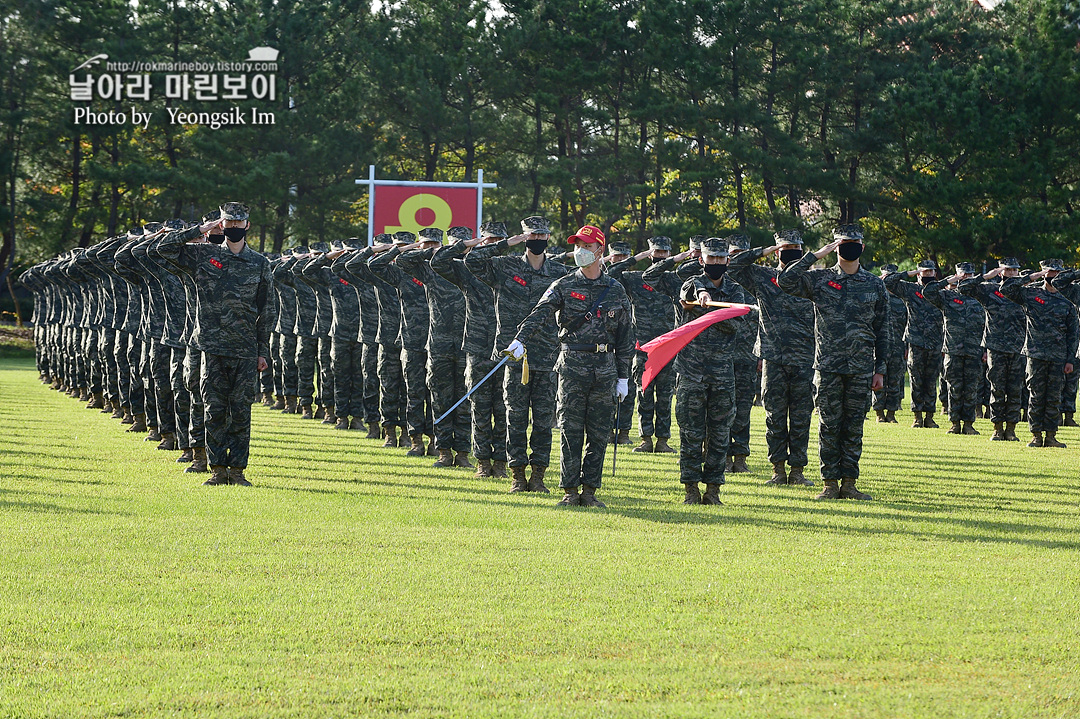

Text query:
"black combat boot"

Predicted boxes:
[[1064, 413, 1079, 427], [366, 422, 381, 439], [885, 410, 898, 423], [1004, 422, 1019, 441], [1028, 431, 1043, 447], [730, 455, 750, 473], [923, 412, 940, 428], [1044, 431, 1067, 448], [227, 467, 252, 486], [335, 416, 350, 430], [912, 411, 924, 428], [432, 449, 455, 468], [300, 404, 314, 420], [271, 395, 286, 410], [947, 421, 962, 434], [962, 421, 980, 435], [455, 452, 475, 470], [156, 432, 177, 451], [176, 448, 194, 463], [492, 460, 508, 479], [321, 405, 337, 425], [875, 409, 887, 423], [381, 426, 399, 448]]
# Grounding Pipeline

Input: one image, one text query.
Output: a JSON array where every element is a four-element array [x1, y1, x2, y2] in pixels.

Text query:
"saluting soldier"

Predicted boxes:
[[884, 260, 944, 428], [603, 240, 637, 445], [1050, 267, 1080, 427], [723, 234, 759, 475], [873, 264, 907, 423]]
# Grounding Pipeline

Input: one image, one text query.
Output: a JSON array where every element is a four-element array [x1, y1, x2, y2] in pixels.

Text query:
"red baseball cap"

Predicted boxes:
[[567, 225, 606, 247]]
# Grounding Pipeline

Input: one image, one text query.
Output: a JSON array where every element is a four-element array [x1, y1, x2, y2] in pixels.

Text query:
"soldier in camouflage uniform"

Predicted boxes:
[[307, 241, 336, 421], [606, 235, 679, 455], [396, 227, 473, 469], [728, 230, 816, 486], [999, 259, 1079, 447], [603, 240, 636, 445], [778, 224, 889, 501], [874, 264, 907, 423], [269, 247, 300, 412], [723, 234, 759, 474], [923, 263, 986, 435], [884, 260, 944, 428], [958, 258, 1028, 441], [465, 216, 569, 492], [1050, 267, 1080, 427], [284, 246, 319, 416], [150, 202, 276, 486], [432, 222, 510, 478], [509, 224, 632, 508], [333, 239, 383, 438]]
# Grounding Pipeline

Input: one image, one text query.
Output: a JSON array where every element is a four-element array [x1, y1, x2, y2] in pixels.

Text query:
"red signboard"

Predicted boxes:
[[372, 185, 479, 237]]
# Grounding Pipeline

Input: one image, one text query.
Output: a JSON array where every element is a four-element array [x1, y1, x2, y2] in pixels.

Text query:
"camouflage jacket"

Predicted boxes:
[[778, 255, 890, 376], [606, 257, 676, 345], [883, 273, 943, 351], [998, 278, 1079, 364], [922, 279, 985, 358], [886, 293, 907, 358], [957, 276, 1027, 355], [342, 248, 401, 347], [85, 235, 129, 332], [283, 257, 319, 338], [368, 247, 430, 353], [302, 255, 361, 342], [728, 247, 815, 366], [640, 257, 696, 327], [514, 268, 633, 378], [294, 257, 334, 338], [430, 241, 496, 357], [330, 254, 378, 344], [396, 247, 466, 358], [1051, 271, 1080, 362], [270, 257, 299, 336], [130, 237, 171, 343], [135, 234, 189, 349], [464, 240, 569, 370], [676, 274, 754, 382], [150, 226, 276, 360], [114, 239, 153, 340]]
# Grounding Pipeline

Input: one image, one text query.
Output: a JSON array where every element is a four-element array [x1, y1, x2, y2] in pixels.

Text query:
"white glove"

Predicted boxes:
[[503, 339, 525, 360], [616, 378, 629, 401]]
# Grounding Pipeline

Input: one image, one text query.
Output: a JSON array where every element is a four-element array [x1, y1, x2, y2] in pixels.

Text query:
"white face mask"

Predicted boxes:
[[573, 246, 596, 267]]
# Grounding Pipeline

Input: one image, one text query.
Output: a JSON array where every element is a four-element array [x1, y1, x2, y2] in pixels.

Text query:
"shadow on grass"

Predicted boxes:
[[0, 488, 128, 516]]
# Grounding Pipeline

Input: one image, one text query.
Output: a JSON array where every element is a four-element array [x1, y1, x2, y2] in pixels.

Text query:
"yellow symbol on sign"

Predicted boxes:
[[384, 193, 454, 235]]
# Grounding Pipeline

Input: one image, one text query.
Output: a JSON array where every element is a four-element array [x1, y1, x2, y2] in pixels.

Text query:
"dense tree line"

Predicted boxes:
[[2, 0, 1078, 298]]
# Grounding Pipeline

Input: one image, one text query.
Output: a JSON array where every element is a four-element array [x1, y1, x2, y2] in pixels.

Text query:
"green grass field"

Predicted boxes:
[[2, 356, 1078, 718]]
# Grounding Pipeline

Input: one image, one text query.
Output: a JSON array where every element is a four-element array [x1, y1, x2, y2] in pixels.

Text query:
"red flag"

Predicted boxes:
[[637, 305, 752, 390]]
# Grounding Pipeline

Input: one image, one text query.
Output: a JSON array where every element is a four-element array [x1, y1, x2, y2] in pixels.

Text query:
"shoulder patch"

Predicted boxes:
[[642, 282, 654, 292], [915, 291, 924, 299], [827, 280, 842, 290], [993, 290, 1005, 299], [339, 278, 350, 286], [512, 275, 527, 286], [570, 291, 587, 301], [209, 258, 223, 270], [1035, 296, 1046, 305], [952, 298, 964, 305], [411, 277, 424, 287]]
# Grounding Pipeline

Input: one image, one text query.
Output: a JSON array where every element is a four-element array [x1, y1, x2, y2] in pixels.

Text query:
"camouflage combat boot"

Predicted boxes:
[[683, 482, 702, 505], [875, 409, 887, 423], [100, 399, 113, 414], [975, 405, 984, 419], [1064, 412, 1079, 427], [556, 486, 580, 507], [85, 392, 102, 409], [113, 404, 126, 420], [724, 456, 733, 473], [787, 465, 813, 486], [121, 407, 135, 424], [271, 395, 286, 410], [145, 426, 162, 442], [653, 438, 676, 454], [156, 432, 177, 451], [78, 388, 89, 402], [432, 448, 455, 468], [176, 448, 194, 463], [334, 416, 350, 430], [185, 447, 208, 473], [1028, 431, 1043, 447], [816, 480, 841, 500], [730, 455, 750, 473], [912, 411, 924, 428], [632, 435, 653, 453], [510, 466, 529, 493], [381, 426, 399, 448], [349, 418, 364, 430], [617, 429, 632, 445], [990, 422, 1006, 441], [579, 485, 606, 508], [1043, 431, 1067, 448], [475, 458, 493, 478], [227, 467, 252, 486], [366, 422, 381, 439], [1020, 408, 1028, 423], [885, 410, 898, 423], [1004, 422, 1019, 441], [300, 404, 314, 420], [455, 452, 474, 470], [765, 462, 787, 486], [204, 465, 230, 485], [126, 413, 147, 433], [426, 435, 438, 456], [321, 405, 337, 425], [923, 412, 939, 428], [264, 392, 276, 406], [492, 460, 508, 479], [313, 404, 326, 420], [527, 464, 549, 493], [839, 478, 872, 500], [947, 421, 962, 434], [701, 483, 722, 505], [405, 434, 425, 457], [283, 395, 298, 414], [962, 421, 980, 435]]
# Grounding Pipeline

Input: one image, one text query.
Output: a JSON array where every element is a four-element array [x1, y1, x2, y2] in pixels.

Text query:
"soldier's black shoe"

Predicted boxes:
[[427, 436, 438, 456], [787, 465, 814, 486], [1028, 432, 1043, 447], [947, 421, 962, 435], [962, 421, 980, 435], [313, 404, 326, 420], [492, 460, 508, 479], [300, 405, 314, 420], [271, 395, 286, 411], [145, 427, 162, 442], [156, 433, 177, 451], [839, 478, 872, 500], [912, 411, 924, 428], [381, 426, 400, 448], [227, 467, 252, 486], [556, 487, 580, 507], [683, 482, 701, 504], [579, 485, 606, 508], [1044, 432, 1066, 448], [816, 480, 840, 500], [875, 409, 887, 423], [176, 448, 194, 463], [1063, 413, 1079, 427], [700, 484, 722, 505], [765, 463, 786, 485], [432, 449, 455, 468], [335, 416, 350, 430], [885, 410, 898, 423], [366, 422, 382, 439], [616, 430, 633, 445], [203, 466, 230, 485]]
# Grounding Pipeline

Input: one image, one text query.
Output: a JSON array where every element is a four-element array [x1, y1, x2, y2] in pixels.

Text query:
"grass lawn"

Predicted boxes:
[[1, 355, 1078, 718]]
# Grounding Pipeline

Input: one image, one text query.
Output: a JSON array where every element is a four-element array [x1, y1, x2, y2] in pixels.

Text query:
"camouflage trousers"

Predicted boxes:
[[170, 347, 190, 449], [258, 345, 274, 395], [556, 367, 617, 489], [872, 348, 906, 411], [979, 356, 991, 408], [34, 324, 47, 378], [113, 331, 133, 409], [429, 351, 470, 452], [1026, 358, 1065, 433], [295, 336, 318, 406], [330, 337, 365, 420], [675, 369, 735, 486], [317, 337, 333, 407], [100, 328, 120, 403], [987, 350, 1024, 424], [613, 384, 635, 431], [125, 335, 145, 415], [83, 327, 101, 393], [815, 371, 873, 481], [361, 343, 381, 424], [944, 353, 982, 423], [730, 359, 757, 457], [632, 350, 675, 438], [184, 348, 204, 448], [403, 348, 432, 438], [466, 354, 507, 462], [908, 345, 942, 413], [504, 363, 556, 469], [762, 360, 814, 467], [200, 353, 256, 469], [149, 340, 176, 434], [376, 343, 406, 428], [140, 340, 158, 430], [271, 333, 298, 398], [1061, 358, 1078, 414]]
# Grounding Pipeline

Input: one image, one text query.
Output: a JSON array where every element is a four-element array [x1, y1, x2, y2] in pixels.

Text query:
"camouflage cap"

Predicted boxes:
[[220, 201, 250, 221], [701, 237, 729, 258], [833, 223, 864, 241], [393, 231, 416, 245], [725, 234, 751, 253], [479, 221, 508, 239], [311, 241, 331, 254], [608, 241, 633, 256], [774, 229, 804, 246], [955, 262, 976, 275], [998, 257, 1021, 269], [164, 219, 186, 230], [143, 222, 164, 234], [418, 228, 444, 245], [881, 263, 899, 274], [127, 226, 145, 237], [447, 226, 473, 243], [648, 236, 672, 251], [1040, 258, 1065, 271], [343, 237, 365, 250], [689, 235, 706, 251], [520, 216, 550, 235], [917, 259, 938, 271], [373, 233, 393, 244], [293, 245, 310, 255], [281, 248, 294, 257], [201, 209, 221, 224], [331, 239, 344, 250]]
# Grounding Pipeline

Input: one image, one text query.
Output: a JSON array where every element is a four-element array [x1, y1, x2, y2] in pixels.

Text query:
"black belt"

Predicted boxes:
[[562, 343, 610, 353]]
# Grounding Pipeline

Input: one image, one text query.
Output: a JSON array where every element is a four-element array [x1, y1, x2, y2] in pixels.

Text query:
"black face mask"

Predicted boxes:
[[779, 249, 804, 265], [837, 242, 863, 261], [525, 239, 548, 255], [918, 275, 933, 285], [223, 227, 247, 243], [703, 264, 727, 280], [208, 234, 226, 245]]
